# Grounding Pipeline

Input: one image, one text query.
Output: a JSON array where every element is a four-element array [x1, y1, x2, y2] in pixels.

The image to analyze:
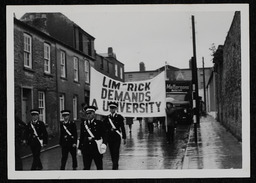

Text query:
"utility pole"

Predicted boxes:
[[165, 61, 168, 80], [202, 57, 206, 116], [191, 15, 200, 143]]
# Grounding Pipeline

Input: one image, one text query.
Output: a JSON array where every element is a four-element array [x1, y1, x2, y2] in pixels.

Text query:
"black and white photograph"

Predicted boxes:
[[6, 4, 250, 179]]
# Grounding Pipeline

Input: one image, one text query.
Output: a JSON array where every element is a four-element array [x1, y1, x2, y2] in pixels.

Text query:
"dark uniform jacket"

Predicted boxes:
[[78, 119, 107, 150], [104, 113, 126, 141], [25, 120, 48, 146], [59, 121, 77, 147]]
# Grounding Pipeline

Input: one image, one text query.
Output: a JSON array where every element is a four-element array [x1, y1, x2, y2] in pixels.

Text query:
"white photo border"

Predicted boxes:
[[6, 4, 250, 179]]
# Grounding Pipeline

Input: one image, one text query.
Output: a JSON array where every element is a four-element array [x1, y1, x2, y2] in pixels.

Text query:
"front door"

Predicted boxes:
[[21, 96, 27, 122], [21, 88, 32, 122]]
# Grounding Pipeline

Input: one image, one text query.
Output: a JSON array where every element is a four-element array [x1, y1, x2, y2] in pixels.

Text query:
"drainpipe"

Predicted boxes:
[[55, 44, 59, 133]]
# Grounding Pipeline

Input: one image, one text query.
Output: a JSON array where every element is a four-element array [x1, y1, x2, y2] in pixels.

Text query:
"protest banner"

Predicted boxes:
[[90, 67, 166, 117]]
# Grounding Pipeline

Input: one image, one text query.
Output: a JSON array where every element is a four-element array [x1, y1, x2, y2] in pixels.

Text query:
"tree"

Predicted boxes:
[[209, 43, 216, 56]]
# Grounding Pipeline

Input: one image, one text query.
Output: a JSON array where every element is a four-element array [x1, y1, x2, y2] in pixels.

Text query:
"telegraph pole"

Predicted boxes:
[[202, 57, 206, 116], [191, 15, 200, 143]]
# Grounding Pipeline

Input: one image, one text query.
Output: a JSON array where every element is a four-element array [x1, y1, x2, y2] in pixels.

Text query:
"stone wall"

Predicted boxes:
[[222, 11, 241, 140], [14, 21, 58, 135], [215, 12, 241, 141]]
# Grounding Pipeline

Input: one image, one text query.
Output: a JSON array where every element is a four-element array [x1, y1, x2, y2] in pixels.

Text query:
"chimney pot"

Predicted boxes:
[[108, 47, 113, 54]]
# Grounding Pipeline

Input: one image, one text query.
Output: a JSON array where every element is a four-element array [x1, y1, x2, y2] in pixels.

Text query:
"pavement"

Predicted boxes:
[[20, 114, 242, 170], [182, 115, 242, 169]]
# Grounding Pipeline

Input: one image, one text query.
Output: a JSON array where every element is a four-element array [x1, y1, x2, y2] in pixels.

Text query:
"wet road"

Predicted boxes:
[[22, 120, 190, 170]]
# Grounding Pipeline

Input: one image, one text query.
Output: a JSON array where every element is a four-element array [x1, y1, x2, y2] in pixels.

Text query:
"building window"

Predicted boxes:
[[84, 60, 90, 83], [44, 43, 51, 74], [115, 64, 118, 77], [120, 67, 123, 79], [60, 51, 66, 78], [84, 90, 90, 105], [73, 95, 78, 120], [38, 91, 46, 123], [79, 31, 83, 52], [200, 82, 204, 89], [109, 62, 113, 74], [106, 61, 110, 73], [74, 57, 79, 82], [88, 39, 92, 56], [24, 33, 32, 68], [59, 94, 65, 121], [100, 57, 104, 70]]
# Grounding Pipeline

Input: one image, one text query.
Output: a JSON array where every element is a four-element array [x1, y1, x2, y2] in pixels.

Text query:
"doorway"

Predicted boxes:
[[21, 88, 32, 122]]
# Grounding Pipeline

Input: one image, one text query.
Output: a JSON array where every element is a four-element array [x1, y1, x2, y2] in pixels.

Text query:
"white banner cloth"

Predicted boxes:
[[90, 67, 166, 117]]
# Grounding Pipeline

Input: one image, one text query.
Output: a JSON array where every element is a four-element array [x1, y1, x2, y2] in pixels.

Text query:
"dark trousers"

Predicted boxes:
[[60, 146, 77, 170], [81, 143, 103, 170], [166, 126, 175, 143], [15, 144, 23, 170], [108, 137, 121, 170], [147, 123, 154, 133], [30, 144, 42, 170]]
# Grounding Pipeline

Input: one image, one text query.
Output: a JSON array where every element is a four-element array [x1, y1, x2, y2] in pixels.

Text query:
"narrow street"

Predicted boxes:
[[22, 119, 190, 170]]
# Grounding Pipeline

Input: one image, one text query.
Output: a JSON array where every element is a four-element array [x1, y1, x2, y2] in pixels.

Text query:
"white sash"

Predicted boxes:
[[63, 122, 72, 137], [84, 121, 106, 154], [31, 122, 43, 147], [108, 117, 122, 137], [84, 122, 94, 138]]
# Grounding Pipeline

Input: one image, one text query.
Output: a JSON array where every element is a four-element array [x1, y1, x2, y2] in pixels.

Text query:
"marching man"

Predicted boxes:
[[78, 106, 107, 170], [25, 109, 48, 170], [104, 102, 126, 170], [59, 110, 78, 170]]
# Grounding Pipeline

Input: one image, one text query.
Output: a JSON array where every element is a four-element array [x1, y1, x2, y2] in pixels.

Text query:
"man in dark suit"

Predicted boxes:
[[104, 102, 126, 170], [166, 102, 177, 143], [78, 106, 107, 170], [59, 110, 78, 170], [25, 109, 48, 170]]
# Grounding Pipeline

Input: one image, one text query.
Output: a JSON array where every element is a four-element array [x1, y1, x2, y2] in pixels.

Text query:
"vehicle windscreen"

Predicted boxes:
[[166, 93, 187, 101]]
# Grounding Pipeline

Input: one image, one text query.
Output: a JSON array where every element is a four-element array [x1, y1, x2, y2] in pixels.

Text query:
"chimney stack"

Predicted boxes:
[[108, 47, 113, 55], [107, 47, 116, 58], [21, 13, 48, 35], [139, 62, 145, 71]]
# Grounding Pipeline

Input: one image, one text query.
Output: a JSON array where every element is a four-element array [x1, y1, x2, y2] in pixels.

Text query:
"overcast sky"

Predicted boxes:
[[13, 5, 236, 72]]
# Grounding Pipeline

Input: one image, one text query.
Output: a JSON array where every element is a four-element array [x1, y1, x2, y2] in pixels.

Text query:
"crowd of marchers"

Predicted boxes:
[[15, 101, 177, 171]]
